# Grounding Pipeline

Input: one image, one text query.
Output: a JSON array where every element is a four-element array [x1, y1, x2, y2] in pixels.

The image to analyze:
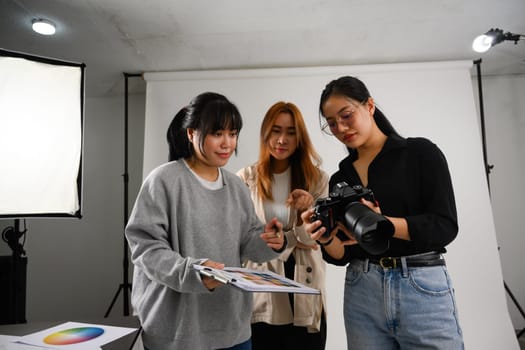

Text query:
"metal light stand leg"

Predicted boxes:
[[104, 232, 132, 317], [504, 281, 525, 338], [474, 59, 525, 339]]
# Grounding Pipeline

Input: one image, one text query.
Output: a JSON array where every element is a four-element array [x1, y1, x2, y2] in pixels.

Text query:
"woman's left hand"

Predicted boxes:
[[287, 189, 314, 225], [261, 217, 285, 250], [286, 189, 314, 211], [335, 222, 359, 246], [360, 197, 381, 213]]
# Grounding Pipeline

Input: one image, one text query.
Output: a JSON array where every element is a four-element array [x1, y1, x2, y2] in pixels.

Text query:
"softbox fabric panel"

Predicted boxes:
[[142, 62, 519, 350], [0, 49, 84, 217]]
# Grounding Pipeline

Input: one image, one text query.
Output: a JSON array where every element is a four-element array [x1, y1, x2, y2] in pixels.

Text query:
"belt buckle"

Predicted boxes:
[[379, 257, 397, 269]]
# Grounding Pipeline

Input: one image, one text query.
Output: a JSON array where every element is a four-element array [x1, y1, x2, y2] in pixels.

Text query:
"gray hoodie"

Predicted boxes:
[[125, 161, 280, 349]]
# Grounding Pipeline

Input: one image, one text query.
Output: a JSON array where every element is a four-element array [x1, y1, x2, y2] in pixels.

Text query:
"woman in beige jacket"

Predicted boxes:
[[237, 101, 329, 350]]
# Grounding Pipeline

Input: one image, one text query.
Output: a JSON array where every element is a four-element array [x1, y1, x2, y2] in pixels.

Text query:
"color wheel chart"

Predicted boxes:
[[43, 327, 105, 345], [13, 322, 137, 349]]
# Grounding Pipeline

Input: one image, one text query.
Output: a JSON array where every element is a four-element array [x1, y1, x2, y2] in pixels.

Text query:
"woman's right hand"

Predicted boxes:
[[200, 260, 225, 291], [300, 208, 358, 247], [301, 208, 350, 260], [300, 208, 330, 244]]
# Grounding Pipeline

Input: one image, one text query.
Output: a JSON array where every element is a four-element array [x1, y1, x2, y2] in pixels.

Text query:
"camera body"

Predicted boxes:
[[312, 182, 394, 255], [312, 182, 375, 235]]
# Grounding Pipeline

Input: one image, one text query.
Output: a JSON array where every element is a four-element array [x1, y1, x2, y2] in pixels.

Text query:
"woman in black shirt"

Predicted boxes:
[[301, 76, 464, 349]]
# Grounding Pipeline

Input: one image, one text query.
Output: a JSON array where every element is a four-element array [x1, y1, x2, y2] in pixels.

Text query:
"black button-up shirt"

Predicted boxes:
[[323, 134, 458, 265]]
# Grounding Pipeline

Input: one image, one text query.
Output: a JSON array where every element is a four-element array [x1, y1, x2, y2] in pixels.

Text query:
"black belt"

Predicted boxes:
[[367, 252, 445, 269]]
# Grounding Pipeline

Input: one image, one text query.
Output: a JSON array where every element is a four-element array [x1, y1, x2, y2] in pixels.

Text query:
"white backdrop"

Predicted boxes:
[[142, 62, 518, 349]]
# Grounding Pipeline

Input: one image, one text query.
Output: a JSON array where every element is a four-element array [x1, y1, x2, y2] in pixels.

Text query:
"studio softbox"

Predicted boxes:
[[0, 48, 85, 218]]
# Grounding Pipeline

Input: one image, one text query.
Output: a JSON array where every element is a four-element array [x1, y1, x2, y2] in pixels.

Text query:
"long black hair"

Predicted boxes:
[[319, 76, 400, 139], [167, 92, 243, 161]]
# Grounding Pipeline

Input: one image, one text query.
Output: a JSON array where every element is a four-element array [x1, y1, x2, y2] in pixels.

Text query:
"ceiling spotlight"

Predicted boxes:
[[32, 18, 56, 35], [472, 28, 524, 53]]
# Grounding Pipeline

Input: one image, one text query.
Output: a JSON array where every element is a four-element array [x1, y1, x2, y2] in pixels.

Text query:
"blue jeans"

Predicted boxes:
[[344, 259, 464, 349], [219, 339, 252, 350]]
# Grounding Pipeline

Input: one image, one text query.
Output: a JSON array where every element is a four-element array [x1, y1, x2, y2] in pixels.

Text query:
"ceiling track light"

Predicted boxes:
[[32, 18, 56, 36], [472, 28, 524, 53]]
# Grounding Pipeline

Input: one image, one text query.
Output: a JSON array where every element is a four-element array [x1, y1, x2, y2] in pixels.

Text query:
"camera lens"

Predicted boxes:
[[344, 202, 394, 255]]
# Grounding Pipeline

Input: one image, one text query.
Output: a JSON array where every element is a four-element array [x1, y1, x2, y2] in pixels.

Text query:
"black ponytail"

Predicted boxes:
[[167, 107, 191, 161]]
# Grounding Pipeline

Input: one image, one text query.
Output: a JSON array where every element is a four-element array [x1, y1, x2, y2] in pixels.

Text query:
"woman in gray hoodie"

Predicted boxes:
[[125, 92, 286, 350]]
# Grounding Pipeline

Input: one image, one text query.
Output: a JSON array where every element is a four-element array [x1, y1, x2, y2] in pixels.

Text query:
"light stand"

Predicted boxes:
[[474, 59, 525, 339], [0, 49, 84, 326], [105, 72, 143, 318], [0, 219, 27, 324]]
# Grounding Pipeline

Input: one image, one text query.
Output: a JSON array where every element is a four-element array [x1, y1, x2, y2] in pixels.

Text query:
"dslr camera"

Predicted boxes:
[[312, 182, 394, 255]]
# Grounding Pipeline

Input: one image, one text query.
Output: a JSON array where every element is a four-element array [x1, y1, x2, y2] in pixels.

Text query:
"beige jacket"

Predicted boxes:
[[237, 165, 329, 332]]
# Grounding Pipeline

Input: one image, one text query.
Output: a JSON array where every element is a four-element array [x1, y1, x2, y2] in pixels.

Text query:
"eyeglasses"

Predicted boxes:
[[321, 100, 368, 135], [321, 109, 356, 135]]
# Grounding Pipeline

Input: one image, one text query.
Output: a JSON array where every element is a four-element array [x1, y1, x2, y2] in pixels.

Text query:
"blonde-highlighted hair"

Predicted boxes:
[[256, 101, 322, 201]]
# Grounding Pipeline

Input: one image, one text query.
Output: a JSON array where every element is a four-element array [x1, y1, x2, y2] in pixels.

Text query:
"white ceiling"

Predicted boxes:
[[1, 0, 524, 97]]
